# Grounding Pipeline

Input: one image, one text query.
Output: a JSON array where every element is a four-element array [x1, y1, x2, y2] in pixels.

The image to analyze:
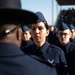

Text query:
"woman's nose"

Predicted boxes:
[[35, 28, 39, 33]]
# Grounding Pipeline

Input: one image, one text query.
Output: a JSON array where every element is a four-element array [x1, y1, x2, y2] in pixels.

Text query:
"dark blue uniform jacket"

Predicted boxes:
[[24, 41, 68, 75], [0, 44, 58, 75], [56, 41, 75, 75], [21, 39, 33, 51]]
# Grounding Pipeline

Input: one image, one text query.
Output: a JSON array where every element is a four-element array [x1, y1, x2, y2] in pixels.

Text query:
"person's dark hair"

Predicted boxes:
[[44, 22, 49, 30], [32, 22, 49, 30]]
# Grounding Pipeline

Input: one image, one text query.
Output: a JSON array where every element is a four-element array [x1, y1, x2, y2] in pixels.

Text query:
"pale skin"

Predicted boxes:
[[70, 29, 75, 40], [31, 22, 49, 47], [57, 29, 71, 45], [22, 31, 31, 42]]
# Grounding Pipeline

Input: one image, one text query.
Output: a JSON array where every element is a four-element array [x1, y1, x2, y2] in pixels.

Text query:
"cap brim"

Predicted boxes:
[[0, 9, 38, 25]]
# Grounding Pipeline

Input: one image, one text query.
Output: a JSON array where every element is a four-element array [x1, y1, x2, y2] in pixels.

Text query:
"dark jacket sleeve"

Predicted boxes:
[[59, 49, 68, 75]]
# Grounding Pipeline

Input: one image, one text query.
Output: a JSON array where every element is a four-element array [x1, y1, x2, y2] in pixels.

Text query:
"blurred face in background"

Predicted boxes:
[[31, 22, 49, 46], [22, 30, 31, 42], [58, 29, 71, 45], [49, 26, 54, 32], [70, 29, 75, 40]]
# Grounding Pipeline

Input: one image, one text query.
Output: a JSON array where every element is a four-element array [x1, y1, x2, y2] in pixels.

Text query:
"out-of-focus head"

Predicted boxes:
[[68, 24, 75, 40], [22, 25, 30, 32], [21, 25, 31, 42], [0, 0, 38, 25], [0, 0, 38, 47], [57, 22, 71, 45]]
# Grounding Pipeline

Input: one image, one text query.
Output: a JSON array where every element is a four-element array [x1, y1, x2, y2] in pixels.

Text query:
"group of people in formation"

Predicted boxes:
[[0, 0, 75, 75]]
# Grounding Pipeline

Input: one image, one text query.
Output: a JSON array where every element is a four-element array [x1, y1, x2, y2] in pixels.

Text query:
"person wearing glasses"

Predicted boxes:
[[0, 0, 61, 75], [57, 22, 75, 75]]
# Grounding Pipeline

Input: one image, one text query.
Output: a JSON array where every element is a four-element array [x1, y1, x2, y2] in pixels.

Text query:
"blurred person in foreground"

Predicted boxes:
[[25, 11, 68, 75], [0, 0, 60, 75]]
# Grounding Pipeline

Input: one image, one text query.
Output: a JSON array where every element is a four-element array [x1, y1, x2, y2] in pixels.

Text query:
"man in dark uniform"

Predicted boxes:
[[57, 22, 75, 75], [68, 24, 75, 44], [48, 25, 58, 45], [21, 25, 33, 51], [0, 0, 59, 75], [25, 11, 68, 75]]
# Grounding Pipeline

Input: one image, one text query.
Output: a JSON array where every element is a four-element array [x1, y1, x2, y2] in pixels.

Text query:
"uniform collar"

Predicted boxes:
[[0, 44, 24, 56], [34, 41, 50, 53], [22, 39, 33, 45], [65, 42, 71, 51], [71, 38, 75, 43], [26, 39, 33, 45], [40, 41, 50, 53]]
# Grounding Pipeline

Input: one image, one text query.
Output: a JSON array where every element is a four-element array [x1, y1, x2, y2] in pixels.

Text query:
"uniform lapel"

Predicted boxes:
[[30, 55, 54, 66], [40, 42, 55, 65]]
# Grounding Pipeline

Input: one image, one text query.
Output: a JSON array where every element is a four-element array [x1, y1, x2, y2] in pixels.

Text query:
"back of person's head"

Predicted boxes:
[[0, 0, 38, 47], [49, 25, 55, 32], [68, 24, 75, 40], [0, 0, 38, 25]]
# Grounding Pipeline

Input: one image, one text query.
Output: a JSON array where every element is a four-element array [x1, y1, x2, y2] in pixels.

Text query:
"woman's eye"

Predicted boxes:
[[32, 28, 36, 30], [38, 27, 43, 30]]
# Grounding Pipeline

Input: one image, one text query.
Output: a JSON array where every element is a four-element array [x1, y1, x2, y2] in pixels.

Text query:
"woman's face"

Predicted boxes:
[[31, 22, 49, 44]]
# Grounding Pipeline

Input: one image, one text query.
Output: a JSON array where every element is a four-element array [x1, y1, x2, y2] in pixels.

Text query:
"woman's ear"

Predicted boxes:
[[46, 29, 49, 36], [17, 27, 22, 40], [69, 31, 72, 38]]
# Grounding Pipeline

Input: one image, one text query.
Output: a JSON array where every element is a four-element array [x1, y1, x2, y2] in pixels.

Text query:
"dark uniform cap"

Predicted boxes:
[[58, 22, 70, 31], [68, 24, 75, 30], [0, 0, 38, 25], [22, 25, 30, 32], [35, 12, 47, 23]]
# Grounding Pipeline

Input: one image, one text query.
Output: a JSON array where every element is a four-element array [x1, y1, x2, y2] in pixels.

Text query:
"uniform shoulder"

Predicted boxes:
[[50, 44, 63, 52], [71, 43, 75, 46], [71, 43, 75, 48]]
